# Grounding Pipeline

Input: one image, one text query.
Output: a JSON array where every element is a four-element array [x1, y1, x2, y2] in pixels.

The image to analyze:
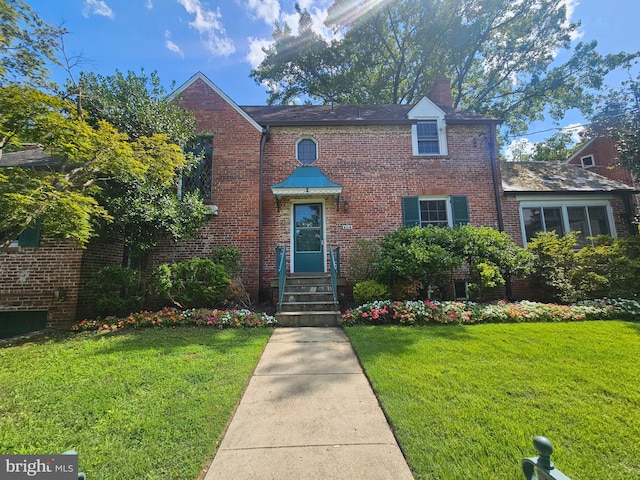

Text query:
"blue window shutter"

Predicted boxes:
[[402, 196, 420, 227], [450, 196, 470, 226], [18, 220, 42, 247]]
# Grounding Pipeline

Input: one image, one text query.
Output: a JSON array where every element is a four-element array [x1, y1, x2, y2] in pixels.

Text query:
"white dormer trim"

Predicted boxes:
[[408, 97, 448, 156], [169, 72, 263, 133]]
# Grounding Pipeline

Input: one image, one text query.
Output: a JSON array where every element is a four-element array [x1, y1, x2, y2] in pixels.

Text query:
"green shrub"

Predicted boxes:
[[92, 266, 142, 317], [151, 258, 230, 308], [347, 238, 381, 284], [211, 245, 242, 274], [353, 280, 391, 305]]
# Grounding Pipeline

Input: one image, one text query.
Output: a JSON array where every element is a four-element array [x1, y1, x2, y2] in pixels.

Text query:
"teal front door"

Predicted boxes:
[[293, 203, 324, 273]]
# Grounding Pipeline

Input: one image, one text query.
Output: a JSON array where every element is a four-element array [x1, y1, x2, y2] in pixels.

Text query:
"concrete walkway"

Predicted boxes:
[[203, 327, 414, 480]]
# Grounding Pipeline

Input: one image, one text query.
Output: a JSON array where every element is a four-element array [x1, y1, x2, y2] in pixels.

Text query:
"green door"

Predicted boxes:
[[293, 203, 324, 273]]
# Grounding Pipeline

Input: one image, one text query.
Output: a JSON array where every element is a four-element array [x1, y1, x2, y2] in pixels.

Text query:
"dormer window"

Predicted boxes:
[[581, 155, 595, 168], [297, 138, 318, 164], [408, 97, 448, 156]]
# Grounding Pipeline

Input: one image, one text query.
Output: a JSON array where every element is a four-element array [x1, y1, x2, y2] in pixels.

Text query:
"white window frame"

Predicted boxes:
[[408, 97, 448, 156], [418, 196, 453, 227], [581, 155, 595, 168], [518, 197, 616, 246], [296, 137, 318, 165]]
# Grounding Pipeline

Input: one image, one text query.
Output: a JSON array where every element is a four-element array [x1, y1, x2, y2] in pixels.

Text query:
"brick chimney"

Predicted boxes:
[[427, 75, 453, 108]]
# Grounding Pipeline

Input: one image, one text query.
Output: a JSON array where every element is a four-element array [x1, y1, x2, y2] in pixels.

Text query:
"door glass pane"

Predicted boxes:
[[523, 207, 543, 241], [587, 206, 611, 237], [567, 206, 588, 247], [543, 207, 564, 236], [295, 205, 322, 252]]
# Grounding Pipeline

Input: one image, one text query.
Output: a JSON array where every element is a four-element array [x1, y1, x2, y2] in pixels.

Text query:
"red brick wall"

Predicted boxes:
[[0, 239, 83, 327], [260, 123, 501, 291], [151, 77, 263, 299]]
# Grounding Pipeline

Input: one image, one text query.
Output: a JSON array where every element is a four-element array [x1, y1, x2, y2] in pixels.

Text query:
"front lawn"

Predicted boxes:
[[0, 327, 272, 479], [345, 321, 640, 480]]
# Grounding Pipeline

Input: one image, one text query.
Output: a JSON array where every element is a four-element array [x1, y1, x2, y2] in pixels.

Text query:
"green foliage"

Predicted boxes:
[[252, 0, 637, 135], [346, 238, 381, 284], [376, 225, 531, 300], [527, 232, 640, 302], [151, 258, 230, 309], [92, 266, 141, 318], [531, 131, 579, 162], [211, 245, 243, 275], [353, 280, 390, 305], [589, 71, 640, 182], [0, 0, 64, 87], [527, 231, 582, 303]]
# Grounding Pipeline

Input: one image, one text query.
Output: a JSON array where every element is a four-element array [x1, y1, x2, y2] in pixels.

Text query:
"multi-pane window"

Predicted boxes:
[[182, 136, 213, 199], [416, 120, 440, 155], [419, 200, 448, 227], [297, 138, 318, 164], [522, 204, 612, 246]]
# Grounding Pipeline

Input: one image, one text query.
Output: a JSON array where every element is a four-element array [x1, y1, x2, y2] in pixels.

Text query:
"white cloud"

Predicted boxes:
[[82, 0, 114, 19], [242, 0, 280, 25], [177, 0, 235, 56], [146, 0, 153, 9], [246, 37, 273, 68], [561, 123, 585, 144], [561, 0, 583, 41], [165, 30, 184, 58], [504, 138, 535, 162]]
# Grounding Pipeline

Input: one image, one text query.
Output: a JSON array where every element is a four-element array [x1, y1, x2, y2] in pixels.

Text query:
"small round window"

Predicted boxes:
[[297, 138, 317, 164]]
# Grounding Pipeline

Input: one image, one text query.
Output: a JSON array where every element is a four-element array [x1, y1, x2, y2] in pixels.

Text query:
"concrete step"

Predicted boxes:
[[284, 284, 333, 293], [281, 301, 337, 312], [285, 276, 332, 287], [275, 311, 342, 327], [282, 292, 334, 303]]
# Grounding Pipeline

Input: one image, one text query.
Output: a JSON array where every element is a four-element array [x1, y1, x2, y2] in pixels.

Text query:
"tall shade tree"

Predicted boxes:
[[0, 0, 64, 87], [252, 0, 637, 135]]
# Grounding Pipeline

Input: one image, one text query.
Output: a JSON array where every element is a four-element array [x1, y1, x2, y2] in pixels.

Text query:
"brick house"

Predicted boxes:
[[1, 72, 637, 334]]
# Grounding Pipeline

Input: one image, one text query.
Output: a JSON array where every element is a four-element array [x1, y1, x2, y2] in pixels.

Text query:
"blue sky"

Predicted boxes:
[[29, 0, 640, 153]]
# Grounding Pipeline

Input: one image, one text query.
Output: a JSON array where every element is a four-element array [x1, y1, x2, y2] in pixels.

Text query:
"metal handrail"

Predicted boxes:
[[522, 437, 572, 480], [276, 244, 287, 312], [329, 245, 340, 311]]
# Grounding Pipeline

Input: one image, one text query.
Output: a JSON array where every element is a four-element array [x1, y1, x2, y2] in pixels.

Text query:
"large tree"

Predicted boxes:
[[69, 70, 208, 267], [252, 0, 637, 135]]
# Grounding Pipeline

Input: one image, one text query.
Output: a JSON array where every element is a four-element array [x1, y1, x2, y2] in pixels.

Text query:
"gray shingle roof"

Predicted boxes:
[[501, 161, 637, 193], [0, 148, 61, 168], [241, 103, 499, 126]]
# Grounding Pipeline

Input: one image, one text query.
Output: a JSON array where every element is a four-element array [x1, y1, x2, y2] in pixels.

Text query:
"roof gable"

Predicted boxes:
[[407, 96, 446, 119], [170, 72, 262, 133]]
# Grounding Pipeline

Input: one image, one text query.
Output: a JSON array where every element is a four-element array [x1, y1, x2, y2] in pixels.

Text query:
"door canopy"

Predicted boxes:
[[271, 166, 343, 211]]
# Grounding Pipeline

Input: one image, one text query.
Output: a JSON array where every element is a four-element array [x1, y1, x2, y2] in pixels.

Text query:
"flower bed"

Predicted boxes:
[[72, 307, 277, 332], [340, 298, 640, 326]]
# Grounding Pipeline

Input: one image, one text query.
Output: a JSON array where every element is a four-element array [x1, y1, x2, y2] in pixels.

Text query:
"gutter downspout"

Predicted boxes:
[[488, 123, 511, 297], [258, 126, 270, 302], [489, 123, 504, 232]]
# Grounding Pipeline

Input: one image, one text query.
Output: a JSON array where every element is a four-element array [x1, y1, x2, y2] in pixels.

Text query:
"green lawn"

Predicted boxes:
[[0, 328, 272, 479], [345, 322, 640, 480]]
